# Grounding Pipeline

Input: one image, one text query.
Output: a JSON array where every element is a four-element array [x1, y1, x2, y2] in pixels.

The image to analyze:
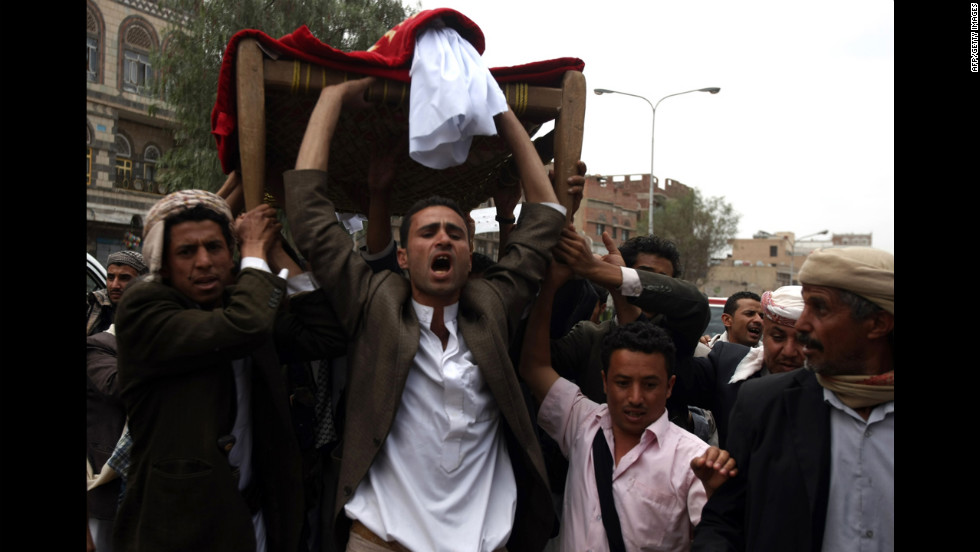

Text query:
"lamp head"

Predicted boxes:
[[594, 88, 612, 95], [702, 87, 721, 94]]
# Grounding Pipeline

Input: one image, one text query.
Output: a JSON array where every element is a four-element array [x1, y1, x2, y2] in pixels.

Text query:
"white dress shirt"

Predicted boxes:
[[345, 300, 517, 552]]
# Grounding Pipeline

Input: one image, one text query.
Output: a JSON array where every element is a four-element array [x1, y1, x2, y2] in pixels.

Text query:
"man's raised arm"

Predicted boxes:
[[493, 110, 558, 205], [519, 257, 571, 404]]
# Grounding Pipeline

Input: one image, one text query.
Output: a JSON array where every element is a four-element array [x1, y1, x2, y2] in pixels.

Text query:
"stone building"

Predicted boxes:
[[87, 0, 178, 263], [702, 231, 872, 297], [574, 173, 692, 254]]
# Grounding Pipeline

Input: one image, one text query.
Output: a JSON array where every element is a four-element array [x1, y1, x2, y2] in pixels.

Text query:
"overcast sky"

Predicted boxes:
[[414, 0, 894, 254]]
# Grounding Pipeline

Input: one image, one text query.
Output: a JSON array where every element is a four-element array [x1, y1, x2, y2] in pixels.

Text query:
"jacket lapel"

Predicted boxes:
[[785, 371, 831, 521]]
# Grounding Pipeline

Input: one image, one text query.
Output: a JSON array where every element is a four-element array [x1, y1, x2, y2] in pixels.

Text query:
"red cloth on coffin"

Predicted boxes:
[[211, 7, 586, 175]]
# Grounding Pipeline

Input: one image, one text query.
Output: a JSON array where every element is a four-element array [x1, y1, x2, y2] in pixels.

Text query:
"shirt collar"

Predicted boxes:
[[598, 405, 671, 446], [411, 300, 459, 325], [822, 387, 894, 423], [644, 408, 671, 445]]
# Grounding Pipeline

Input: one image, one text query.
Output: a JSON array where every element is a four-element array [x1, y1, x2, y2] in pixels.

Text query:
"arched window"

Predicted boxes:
[[86, 5, 102, 83], [143, 144, 161, 185], [115, 135, 133, 189], [121, 22, 154, 94]]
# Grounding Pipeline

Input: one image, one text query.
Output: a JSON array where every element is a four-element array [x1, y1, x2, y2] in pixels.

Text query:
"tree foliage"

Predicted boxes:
[[150, 0, 417, 193], [654, 189, 740, 283]]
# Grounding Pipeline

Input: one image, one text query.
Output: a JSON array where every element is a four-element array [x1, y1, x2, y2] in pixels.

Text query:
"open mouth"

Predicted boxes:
[[192, 276, 219, 290], [624, 408, 646, 423], [431, 254, 452, 273]]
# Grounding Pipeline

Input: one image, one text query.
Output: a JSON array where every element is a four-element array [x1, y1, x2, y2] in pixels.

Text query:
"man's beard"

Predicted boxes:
[[799, 331, 863, 376], [799, 331, 829, 374]]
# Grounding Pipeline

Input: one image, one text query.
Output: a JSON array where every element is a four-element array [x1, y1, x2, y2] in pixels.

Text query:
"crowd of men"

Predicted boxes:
[[86, 76, 894, 552]]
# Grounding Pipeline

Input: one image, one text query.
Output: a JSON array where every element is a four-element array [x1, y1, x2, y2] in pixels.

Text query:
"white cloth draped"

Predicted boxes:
[[408, 21, 509, 169]]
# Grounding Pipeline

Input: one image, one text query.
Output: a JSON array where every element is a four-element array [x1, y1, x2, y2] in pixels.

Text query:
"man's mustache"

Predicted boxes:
[[798, 332, 823, 351]]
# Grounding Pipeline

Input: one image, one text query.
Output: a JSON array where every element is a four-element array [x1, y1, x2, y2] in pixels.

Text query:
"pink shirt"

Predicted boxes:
[[538, 378, 709, 552]]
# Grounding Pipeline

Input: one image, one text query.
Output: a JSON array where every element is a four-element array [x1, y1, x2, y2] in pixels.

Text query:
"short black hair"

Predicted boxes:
[[398, 196, 469, 247], [724, 291, 761, 316], [600, 321, 677, 377], [618, 235, 682, 278], [162, 204, 235, 260]]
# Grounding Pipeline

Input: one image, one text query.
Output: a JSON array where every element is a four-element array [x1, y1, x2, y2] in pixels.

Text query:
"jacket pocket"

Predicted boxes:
[[140, 458, 255, 550]]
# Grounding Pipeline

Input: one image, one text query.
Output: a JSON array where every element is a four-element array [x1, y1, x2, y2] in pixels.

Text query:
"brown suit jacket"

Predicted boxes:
[[284, 169, 564, 552], [114, 268, 346, 552]]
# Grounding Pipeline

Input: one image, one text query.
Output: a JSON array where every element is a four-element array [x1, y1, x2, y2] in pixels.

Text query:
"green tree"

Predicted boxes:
[[150, 0, 417, 193], [655, 189, 740, 284]]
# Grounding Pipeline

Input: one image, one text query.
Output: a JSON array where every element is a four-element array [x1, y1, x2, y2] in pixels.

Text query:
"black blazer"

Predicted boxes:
[[682, 341, 754, 448], [693, 368, 831, 552]]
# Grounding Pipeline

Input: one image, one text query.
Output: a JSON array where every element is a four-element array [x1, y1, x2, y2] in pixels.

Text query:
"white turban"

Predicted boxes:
[[730, 285, 804, 383], [761, 285, 804, 327]]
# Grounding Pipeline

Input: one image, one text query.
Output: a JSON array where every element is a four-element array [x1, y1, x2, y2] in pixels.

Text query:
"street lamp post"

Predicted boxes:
[[788, 229, 829, 284], [594, 86, 720, 236]]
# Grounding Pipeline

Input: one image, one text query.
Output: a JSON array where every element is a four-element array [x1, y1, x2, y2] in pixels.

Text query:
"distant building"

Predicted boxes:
[[574, 173, 692, 254], [833, 233, 873, 246], [702, 231, 872, 297], [87, 0, 180, 263]]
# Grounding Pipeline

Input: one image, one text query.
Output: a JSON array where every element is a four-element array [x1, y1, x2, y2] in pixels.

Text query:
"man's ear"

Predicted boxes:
[[600, 369, 607, 396], [397, 248, 409, 270], [866, 310, 895, 340], [721, 313, 733, 330], [666, 374, 676, 399]]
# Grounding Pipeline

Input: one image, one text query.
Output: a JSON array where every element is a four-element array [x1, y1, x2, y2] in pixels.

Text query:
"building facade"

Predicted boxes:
[[87, 0, 178, 263], [702, 232, 872, 297], [575, 173, 692, 254]]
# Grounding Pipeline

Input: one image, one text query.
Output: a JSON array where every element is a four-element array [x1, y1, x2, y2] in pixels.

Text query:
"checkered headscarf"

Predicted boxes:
[[106, 250, 148, 275], [761, 286, 803, 327], [141, 190, 235, 281]]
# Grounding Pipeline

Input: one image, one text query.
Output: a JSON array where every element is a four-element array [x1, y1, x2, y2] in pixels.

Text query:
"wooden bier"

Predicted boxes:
[[234, 38, 586, 220]]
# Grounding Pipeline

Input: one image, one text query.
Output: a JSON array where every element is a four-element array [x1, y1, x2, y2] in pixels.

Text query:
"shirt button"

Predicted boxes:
[[864, 429, 872, 438], [865, 530, 874, 538]]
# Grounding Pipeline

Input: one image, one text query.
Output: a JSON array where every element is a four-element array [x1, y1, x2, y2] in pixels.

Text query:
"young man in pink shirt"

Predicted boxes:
[[520, 243, 737, 552]]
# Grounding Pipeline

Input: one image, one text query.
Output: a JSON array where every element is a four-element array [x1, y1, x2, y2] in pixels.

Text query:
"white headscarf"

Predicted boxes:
[[729, 285, 804, 383]]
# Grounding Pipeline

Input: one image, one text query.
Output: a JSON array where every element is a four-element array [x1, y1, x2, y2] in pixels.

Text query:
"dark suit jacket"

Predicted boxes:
[[86, 331, 125, 520], [692, 368, 831, 552], [284, 169, 564, 552], [114, 268, 346, 552], [682, 341, 754, 448]]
